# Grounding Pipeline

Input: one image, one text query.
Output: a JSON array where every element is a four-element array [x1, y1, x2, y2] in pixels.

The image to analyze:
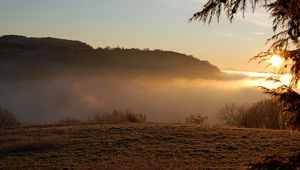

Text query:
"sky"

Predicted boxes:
[[0, 0, 273, 70]]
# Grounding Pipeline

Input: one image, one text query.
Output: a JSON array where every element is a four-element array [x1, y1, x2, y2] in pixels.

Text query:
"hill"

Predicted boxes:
[[0, 35, 221, 81], [0, 124, 300, 169]]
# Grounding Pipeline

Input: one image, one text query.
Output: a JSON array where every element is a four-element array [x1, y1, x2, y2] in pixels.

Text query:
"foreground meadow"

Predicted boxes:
[[1, 123, 300, 169]]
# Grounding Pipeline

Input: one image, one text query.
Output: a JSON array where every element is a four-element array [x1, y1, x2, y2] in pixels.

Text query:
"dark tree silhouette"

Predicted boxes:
[[0, 107, 20, 128], [190, 0, 300, 129]]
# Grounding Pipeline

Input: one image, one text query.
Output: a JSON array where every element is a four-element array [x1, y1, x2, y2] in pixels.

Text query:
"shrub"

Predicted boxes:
[[57, 118, 82, 125], [241, 100, 284, 129], [0, 107, 20, 128], [218, 99, 285, 129], [92, 110, 146, 124], [185, 113, 207, 124], [218, 103, 248, 126]]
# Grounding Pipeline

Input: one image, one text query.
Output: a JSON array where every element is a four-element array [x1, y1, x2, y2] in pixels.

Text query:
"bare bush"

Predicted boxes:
[[0, 107, 20, 128], [218, 99, 285, 129], [185, 113, 207, 124], [92, 110, 146, 124], [218, 103, 248, 126], [241, 100, 284, 129], [57, 118, 82, 125]]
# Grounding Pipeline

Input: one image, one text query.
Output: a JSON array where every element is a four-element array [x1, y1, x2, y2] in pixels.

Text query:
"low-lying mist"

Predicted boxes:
[[0, 71, 264, 124]]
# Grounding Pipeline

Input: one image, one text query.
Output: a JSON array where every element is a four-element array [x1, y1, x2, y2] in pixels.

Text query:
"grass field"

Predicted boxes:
[[1, 123, 300, 169]]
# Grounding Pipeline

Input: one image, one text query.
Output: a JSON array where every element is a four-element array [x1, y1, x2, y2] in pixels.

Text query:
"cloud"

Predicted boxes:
[[154, 0, 271, 29], [154, 0, 204, 9], [218, 32, 256, 41], [253, 32, 267, 35], [236, 10, 272, 29]]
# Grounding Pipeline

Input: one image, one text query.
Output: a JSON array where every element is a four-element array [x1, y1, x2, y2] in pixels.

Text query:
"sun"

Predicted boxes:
[[270, 54, 284, 68]]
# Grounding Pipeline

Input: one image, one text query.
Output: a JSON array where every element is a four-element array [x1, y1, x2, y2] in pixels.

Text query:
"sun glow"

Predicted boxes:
[[222, 70, 293, 89], [270, 54, 284, 68]]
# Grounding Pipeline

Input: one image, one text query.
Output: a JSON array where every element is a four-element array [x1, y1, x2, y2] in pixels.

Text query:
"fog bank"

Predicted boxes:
[[0, 71, 265, 124]]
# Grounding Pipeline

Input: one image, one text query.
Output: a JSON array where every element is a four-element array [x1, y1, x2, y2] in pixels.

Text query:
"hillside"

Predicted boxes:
[[1, 124, 300, 169], [0, 35, 221, 81]]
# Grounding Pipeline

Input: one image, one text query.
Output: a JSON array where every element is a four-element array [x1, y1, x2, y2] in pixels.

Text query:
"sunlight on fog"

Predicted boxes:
[[222, 70, 292, 89], [1, 70, 290, 124]]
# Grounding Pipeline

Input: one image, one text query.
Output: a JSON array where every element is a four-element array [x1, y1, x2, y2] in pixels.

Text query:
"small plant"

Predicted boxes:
[[185, 113, 207, 124], [0, 107, 20, 128]]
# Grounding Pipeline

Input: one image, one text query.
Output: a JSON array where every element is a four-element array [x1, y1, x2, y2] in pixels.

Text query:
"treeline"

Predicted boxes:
[[0, 35, 221, 80]]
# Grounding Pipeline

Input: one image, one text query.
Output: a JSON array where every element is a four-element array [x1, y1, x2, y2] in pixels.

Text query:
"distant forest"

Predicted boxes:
[[0, 35, 221, 80]]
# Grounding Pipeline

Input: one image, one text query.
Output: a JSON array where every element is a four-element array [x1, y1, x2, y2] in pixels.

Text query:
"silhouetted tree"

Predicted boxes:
[[190, 0, 300, 129], [0, 107, 20, 128]]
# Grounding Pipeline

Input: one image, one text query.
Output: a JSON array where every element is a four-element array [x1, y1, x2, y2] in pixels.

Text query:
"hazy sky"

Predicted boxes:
[[0, 0, 273, 70]]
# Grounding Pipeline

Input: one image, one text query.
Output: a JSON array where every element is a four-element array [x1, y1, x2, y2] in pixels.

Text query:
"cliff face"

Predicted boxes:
[[0, 35, 221, 81]]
